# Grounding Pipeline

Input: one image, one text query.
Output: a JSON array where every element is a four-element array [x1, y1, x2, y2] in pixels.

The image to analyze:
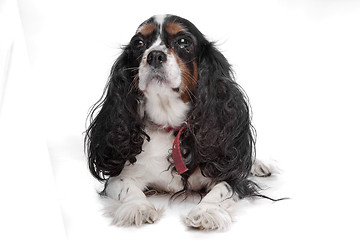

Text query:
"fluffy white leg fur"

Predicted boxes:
[[103, 178, 163, 226], [183, 182, 236, 231], [251, 158, 280, 177], [102, 198, 164, 227]]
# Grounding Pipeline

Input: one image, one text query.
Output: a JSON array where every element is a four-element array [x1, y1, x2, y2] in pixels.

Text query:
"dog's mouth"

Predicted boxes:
[[151, 73, 179, 92], [139, 68, 182, 93], [151, 72, 166, 83]]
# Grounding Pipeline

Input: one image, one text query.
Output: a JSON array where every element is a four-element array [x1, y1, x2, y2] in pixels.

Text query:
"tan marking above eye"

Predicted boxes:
[[138, 24, 156, 36], [166, 23, 184, 35]]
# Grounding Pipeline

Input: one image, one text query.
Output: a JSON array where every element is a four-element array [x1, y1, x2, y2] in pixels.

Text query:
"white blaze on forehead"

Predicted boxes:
[[154, 14, 167, 25], [150, 36, 162, 49]]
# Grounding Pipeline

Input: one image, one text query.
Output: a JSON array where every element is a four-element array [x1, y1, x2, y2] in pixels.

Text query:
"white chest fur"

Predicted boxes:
[[118, 128, 183, 192], [142, 86, 190, 128]]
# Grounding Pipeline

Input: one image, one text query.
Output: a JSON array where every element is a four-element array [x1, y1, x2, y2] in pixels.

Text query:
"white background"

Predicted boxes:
[[1, 0, 360, 239]]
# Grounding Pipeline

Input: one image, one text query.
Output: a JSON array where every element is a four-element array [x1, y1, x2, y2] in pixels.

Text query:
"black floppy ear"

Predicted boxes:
[[85, 47, 147, 181], [189, 41, 257, 197]]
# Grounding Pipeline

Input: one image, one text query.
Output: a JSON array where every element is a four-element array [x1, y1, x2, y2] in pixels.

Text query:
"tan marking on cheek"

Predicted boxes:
[[138, 24, 156, 36], [166, 22, 184, 35], [192, 61, 198, 89], [181, 61, 198, 102], [134, 75, 139, 90], [170, 51, 198, 103]]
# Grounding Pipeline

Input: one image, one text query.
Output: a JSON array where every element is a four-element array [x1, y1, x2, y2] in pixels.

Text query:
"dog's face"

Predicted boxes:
[[130, 15, 202, 102]]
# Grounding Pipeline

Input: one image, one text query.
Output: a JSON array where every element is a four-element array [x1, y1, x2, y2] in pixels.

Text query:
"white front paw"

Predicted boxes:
[[103, 198, 162, 227], [183, 203, 232, 231]]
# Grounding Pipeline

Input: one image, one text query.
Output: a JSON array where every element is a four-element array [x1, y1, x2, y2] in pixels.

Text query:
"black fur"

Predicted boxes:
[[85, 47, 148, 181], [85, 15, 258, 199], [177, 40, 257, 199]]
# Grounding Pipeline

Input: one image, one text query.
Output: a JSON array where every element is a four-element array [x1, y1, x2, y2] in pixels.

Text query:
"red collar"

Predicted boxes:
[[150, 121, 183, 132], [172, 124, 189, 175], [149, 121, 189, 175]]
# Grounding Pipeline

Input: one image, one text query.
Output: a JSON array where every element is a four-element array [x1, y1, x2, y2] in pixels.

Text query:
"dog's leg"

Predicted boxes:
[[102, 177, 162, 226], [184, 182, 236, 231]]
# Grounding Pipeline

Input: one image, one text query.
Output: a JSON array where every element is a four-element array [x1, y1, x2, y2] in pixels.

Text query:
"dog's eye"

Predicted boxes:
[[136, 40, 145, 48], [177, 37, 192, 49], [132, 39, 145, 49]]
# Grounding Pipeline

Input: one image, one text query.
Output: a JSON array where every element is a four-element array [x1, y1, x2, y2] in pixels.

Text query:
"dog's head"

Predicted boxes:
[[86, 15, 255, 191], [133, 15, 201, 103]]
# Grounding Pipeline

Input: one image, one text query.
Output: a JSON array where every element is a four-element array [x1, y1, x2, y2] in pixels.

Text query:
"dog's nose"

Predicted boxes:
[[147, 50, 167, 68]]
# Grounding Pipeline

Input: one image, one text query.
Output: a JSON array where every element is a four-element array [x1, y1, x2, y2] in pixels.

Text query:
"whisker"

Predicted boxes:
[[184, 85, 197, 100], [124, 66, 139, 70], [181, 71, 197, 84], [181, 58, 197, 65]]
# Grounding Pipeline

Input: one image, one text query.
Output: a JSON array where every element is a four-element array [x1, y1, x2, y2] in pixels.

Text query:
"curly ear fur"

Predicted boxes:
[[85, 47, 147, 181], [183, 41, 257, 198]]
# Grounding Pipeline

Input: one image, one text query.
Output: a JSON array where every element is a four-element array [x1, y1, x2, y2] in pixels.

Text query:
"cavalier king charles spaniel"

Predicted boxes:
[[85, 14, 277, 230]]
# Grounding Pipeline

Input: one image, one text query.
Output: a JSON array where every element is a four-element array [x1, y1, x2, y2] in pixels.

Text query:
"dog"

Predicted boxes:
[[85, 14, 276, 230]]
